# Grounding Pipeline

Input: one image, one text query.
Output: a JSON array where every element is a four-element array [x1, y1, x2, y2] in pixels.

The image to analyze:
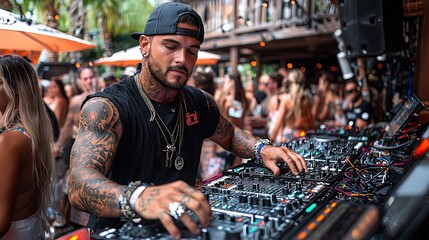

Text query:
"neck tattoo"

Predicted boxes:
[[134, 75, 186, 170]]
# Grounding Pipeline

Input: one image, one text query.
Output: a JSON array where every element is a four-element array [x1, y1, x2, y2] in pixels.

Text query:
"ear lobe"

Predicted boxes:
[[139, 35, 150, 54]]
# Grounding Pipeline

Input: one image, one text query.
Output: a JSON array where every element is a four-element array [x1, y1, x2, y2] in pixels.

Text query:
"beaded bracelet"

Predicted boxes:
[[118, 181, 141, 219], [252, 139, 272, 159]]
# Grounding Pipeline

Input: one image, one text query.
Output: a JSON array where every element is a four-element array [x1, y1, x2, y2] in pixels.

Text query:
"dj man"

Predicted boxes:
[[343, 79, 374, 128], [68, 2, 307, 238]]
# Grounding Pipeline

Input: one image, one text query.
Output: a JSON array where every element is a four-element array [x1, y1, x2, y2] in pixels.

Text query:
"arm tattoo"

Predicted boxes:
[[215, 116, 233, 139], [69, 98, 124, 217], [231, 128, 256, 158]]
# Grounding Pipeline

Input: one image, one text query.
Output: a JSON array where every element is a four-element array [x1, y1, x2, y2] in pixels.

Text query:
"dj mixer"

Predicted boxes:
[[90, 95, 428, 239]]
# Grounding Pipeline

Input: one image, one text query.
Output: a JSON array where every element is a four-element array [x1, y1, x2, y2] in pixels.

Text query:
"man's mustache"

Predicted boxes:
[[168, 65, 189, 76]]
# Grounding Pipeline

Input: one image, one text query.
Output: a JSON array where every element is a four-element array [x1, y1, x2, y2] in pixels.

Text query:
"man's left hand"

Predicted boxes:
[[260, 145, 308, 175]]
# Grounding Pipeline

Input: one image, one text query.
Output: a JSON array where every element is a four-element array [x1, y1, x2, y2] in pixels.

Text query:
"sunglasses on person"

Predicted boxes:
[[345, 88, 357, 94]]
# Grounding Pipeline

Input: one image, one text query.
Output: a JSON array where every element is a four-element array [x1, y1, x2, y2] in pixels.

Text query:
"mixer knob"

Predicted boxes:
[[271, 194, 278, 203], [262, 198, 271, 207], [254, 229, 264, 240], [229, 215, 236, 223], [224, 229, 241, 240], [276, 207, 285, 216], [292, 200, 299, 209], [282, 186, 290, 195], [201, 228, 211, 240], [237, 183, 244, 191], [286, 202, 293, 211], [269, 177, 275, 183], [295, 182, 302, 191], [250, 196, 259, 206], [223, 196, 228, 203], [239, 195, 248, 204], [242, 224, 249, 236], [204, 193, 210, 202], [253, 183, 260, 192]]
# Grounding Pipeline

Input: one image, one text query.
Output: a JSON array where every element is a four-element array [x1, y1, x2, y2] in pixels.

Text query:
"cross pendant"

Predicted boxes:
[[164, 144, 175, 167]]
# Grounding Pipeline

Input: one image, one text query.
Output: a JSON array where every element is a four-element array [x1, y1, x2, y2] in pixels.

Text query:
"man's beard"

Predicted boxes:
[[147, 55, 189, 90]]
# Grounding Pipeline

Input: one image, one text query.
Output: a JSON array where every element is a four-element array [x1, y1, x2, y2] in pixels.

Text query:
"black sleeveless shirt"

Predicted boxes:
[[84, 76, 219, 228]]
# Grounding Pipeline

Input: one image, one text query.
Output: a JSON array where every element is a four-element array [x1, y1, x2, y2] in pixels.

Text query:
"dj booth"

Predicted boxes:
[[87, 94, 429, 240]]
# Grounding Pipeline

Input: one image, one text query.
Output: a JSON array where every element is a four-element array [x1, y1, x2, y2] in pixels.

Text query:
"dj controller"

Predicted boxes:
[[91, 96, 429, 240]]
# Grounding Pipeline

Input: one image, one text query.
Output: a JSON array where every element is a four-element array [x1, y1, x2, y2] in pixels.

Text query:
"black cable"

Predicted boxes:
[[373, 138, 416, 150]]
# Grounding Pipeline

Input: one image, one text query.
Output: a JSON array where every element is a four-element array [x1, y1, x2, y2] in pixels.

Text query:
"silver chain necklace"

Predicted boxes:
[[134, 75, 185, 170]]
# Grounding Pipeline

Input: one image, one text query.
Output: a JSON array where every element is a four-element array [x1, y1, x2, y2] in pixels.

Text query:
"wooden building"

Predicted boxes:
[[183, 0, 340, 78]]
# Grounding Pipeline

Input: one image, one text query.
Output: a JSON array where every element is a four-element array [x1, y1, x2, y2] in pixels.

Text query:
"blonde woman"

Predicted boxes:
[[0, 55, 54, 239], [269, 69, 314, 143]]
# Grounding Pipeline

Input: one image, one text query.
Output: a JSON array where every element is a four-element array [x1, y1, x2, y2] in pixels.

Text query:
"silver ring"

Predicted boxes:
[[168, 202, 186, 220]]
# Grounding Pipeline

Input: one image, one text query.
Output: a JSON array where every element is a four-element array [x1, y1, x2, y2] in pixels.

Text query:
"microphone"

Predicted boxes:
[[334, 29, 355, 80], [337, 51, 354, 80]]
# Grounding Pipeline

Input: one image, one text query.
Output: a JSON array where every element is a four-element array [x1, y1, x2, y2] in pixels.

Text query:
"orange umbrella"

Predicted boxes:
[[94, 46, 221, 67], [0, 49, 41, 64], [0, 9, 96, 52]]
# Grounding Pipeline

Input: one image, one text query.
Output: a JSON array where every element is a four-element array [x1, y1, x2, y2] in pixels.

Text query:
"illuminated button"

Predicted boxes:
[[305, 203, 317, 213], [316, 214, 325, 222], [330, 201, 337, 208], [307, 222, 317, 231], [323, 208, 332, 214], [296, 231, 307, 240]]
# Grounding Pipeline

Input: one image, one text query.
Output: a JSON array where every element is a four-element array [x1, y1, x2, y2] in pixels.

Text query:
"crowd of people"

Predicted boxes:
[[194, 66, 377, 180], [0, 2, 391, 239]]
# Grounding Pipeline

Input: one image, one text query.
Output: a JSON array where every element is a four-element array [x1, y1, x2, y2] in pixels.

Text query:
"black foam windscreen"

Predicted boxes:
[[339, 0, 403, 57]]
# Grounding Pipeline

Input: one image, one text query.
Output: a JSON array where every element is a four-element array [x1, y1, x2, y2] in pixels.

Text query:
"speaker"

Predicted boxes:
[[339, 0, 403, 57]]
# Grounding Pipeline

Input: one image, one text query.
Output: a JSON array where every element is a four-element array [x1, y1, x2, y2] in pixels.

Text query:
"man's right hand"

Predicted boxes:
[[133, 180, 212, 239]]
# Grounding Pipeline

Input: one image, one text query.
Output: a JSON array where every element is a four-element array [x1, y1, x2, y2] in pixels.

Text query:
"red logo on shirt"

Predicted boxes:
[[186, 111, 199, 126]]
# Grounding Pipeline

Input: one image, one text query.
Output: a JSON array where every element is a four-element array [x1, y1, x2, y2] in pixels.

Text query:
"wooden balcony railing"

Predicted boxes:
[[189, 0, 339, 38]]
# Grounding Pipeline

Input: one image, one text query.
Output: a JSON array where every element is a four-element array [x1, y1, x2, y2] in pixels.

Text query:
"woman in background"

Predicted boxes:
[[219, 73, 249, 167], [269, 69, 314, 143], [311, 71, 336, 125], [0, 55, 54, 239], [220, 73, 249, 129], [43, 77, 69, 128]]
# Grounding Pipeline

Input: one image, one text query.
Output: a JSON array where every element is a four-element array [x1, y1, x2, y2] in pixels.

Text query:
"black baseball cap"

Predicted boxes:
[[130, 2, 204, 43]]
